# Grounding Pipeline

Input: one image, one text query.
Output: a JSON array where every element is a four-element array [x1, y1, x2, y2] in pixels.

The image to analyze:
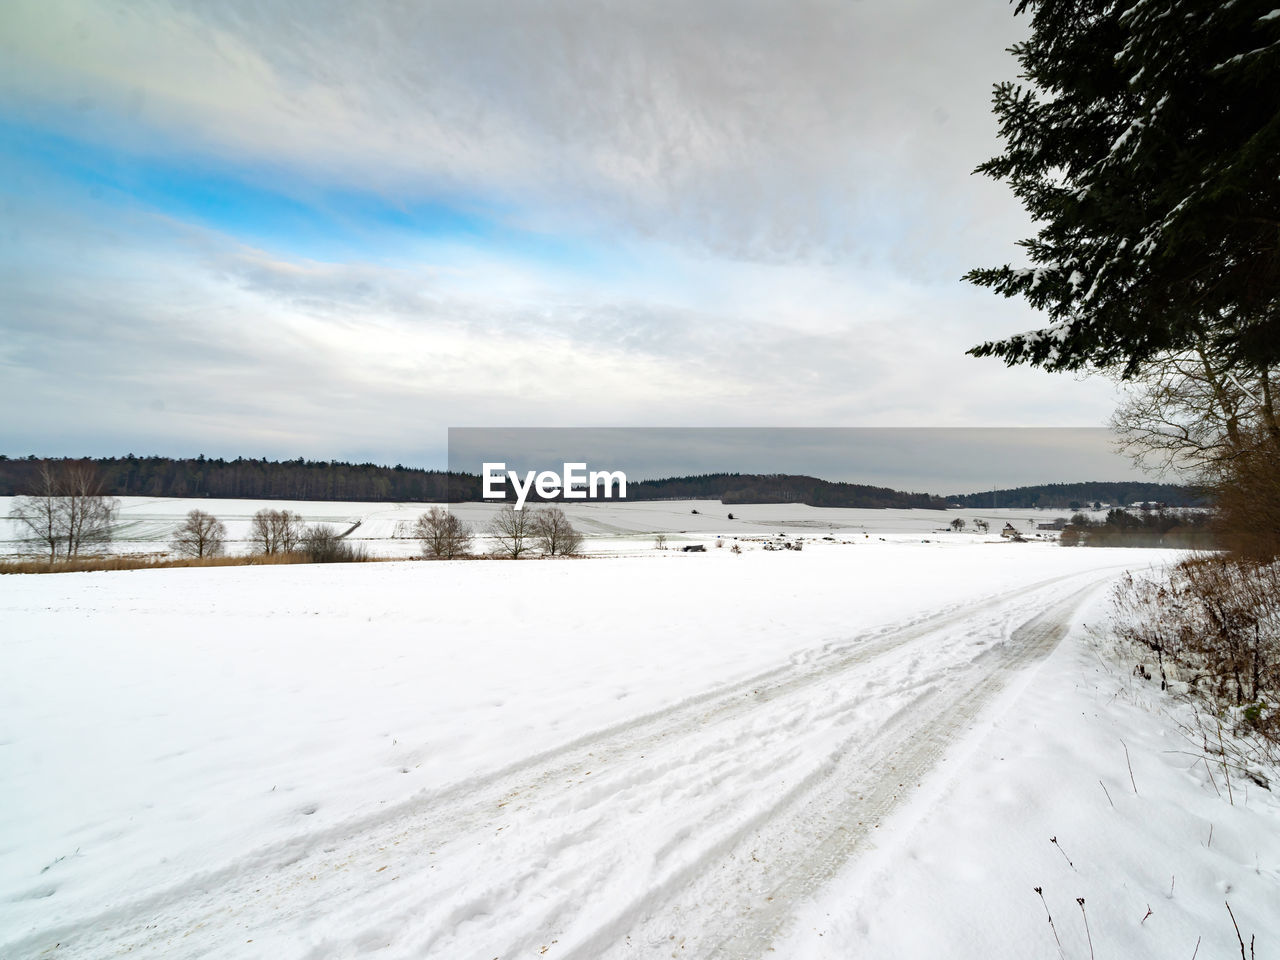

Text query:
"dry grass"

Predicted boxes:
[[1113, 555, 1280, 750], [0, 551, 389, 575]]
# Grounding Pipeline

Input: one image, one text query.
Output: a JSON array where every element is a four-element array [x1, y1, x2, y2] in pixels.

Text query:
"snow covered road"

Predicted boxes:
[[0, 548, 1159, 960]]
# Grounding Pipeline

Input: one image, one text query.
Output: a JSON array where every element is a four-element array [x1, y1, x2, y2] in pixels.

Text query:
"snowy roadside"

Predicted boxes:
[[779, 582, 1280, 959]]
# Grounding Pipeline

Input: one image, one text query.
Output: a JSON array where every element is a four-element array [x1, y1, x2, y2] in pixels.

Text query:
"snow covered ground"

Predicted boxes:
[[779, 584, 1280, 960], [5, 534, 1274, 959], [0, 496, 1081, 559]]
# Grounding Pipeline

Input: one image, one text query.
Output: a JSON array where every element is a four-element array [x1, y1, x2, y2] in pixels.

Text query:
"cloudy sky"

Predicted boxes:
[[0, 0, 1129, 471]]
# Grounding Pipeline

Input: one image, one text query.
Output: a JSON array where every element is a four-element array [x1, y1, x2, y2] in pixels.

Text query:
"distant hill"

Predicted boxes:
[[946, 481, 1208, 510], [0, 458, 944, 509], [626, 473, 945, 510]]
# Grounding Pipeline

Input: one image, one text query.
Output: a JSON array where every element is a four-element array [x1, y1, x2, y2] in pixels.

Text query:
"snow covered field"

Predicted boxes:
[[0, 496, 1078, 559], [3, 523, 1277, 958]]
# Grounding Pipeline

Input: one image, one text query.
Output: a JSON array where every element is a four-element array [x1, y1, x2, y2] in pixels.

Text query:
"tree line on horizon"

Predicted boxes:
[[946, 481, 1208, 511], [0, 455, 1205, 510], [0, 455, 480, 502]]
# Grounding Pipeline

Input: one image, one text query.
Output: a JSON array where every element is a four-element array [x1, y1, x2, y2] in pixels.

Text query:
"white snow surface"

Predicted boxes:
[[3, 534, 1276, 958], [778, 584, 1280, 959]]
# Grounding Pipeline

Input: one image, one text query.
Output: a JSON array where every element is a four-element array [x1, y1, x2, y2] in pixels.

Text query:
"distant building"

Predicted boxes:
[[1037, 518, 1068, 531], [1000, 523, 1019, 538]]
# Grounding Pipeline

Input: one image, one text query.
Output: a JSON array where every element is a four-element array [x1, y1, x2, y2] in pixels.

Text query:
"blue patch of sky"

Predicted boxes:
[[0, 114, 617, 277]]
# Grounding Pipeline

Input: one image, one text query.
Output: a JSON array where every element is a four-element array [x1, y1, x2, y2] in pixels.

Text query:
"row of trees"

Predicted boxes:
[[417, 506, 583, 559], [164, 505, 585, 561], [169, 508, 364, 562], [1058, 509, 1216, 549], [8, 461, 587, 563]]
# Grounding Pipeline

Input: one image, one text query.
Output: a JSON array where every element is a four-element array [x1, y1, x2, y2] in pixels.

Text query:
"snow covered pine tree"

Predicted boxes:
[[964, 0, 1280, 378]]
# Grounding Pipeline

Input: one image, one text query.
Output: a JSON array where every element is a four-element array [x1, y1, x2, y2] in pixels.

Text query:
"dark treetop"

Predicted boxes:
[[966, 0, 1280, 375]]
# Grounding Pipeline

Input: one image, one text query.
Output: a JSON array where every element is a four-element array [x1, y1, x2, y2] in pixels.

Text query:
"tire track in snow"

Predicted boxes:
[[642, 580, 1107, 960], [5, 570, 1122, 960]]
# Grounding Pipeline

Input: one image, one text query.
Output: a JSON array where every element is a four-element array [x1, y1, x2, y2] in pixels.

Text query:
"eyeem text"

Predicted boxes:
[[482, 462, 627, 510]]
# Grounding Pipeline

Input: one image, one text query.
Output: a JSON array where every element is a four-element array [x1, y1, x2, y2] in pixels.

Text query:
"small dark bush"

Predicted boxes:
[[301, 525, 368, 563]]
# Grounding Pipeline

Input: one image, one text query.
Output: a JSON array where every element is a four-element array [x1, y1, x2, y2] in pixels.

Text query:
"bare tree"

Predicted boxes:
[[171, 509, 226, 558], [1110, 345, 1280, 478], [488, 506, 535, 558], [1110, 348, 1280, 559], [973, 518, 990, 534], [60, 460, 117, 558], [532, 507, 583, 556], [249, 510, 277, 554], [12, 463, 61, 563], [12, 460, 118, 561], [414, 507, 473, 559], [249, 509, 304, 555], [950, 517, 967, 532]]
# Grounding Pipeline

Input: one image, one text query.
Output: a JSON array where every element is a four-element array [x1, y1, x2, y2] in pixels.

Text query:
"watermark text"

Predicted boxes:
[[482, 462, 627, 510]]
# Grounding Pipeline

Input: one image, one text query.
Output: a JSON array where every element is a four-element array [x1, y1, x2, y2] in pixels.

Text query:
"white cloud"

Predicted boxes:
[[0, 195, 1121, 465], [1, 0, 1034, 264], [0, 0, 1127, 466]]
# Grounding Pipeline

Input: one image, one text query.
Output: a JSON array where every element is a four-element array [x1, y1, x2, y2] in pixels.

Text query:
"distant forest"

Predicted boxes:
[[0, 457, 946, 508], [0, 456, 1203, 510], [947, 481, 1207, 509], [0, 455, 480, 502]]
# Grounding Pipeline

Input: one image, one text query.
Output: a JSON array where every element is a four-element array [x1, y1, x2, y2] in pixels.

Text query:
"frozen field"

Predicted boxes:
[[4, 538, 1277, 958], [0, 496, 1078, 559]]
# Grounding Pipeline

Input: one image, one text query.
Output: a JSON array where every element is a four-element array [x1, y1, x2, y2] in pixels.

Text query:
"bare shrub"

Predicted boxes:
[[300, 524, 367, 563], [654, 534, 668, 550], [170, 509, 226, 558], [488, 506, 535, 559], [532, 507, 582, 556], [414, 507, 473, 559], [250, 509, 304, 555], [1114, 556, 1280, 746]]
